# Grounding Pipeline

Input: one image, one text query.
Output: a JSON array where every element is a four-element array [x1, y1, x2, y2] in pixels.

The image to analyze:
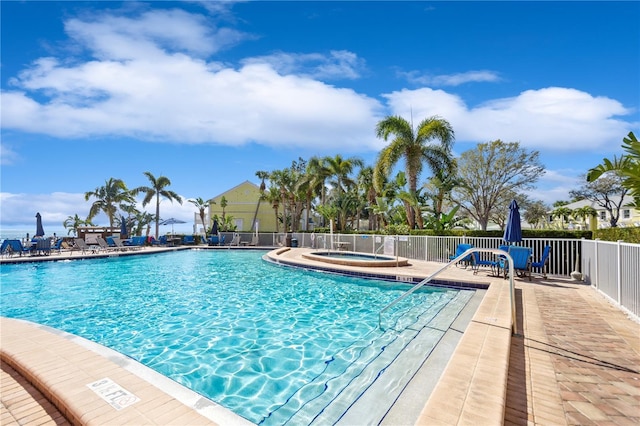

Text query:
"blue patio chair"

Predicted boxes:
[[208, 235, 220, 246], [499, 246, 533, 281], [471, 251, 498, 275], [449, 243, 474, 268], [531, 246, 552, 279], [183, 235, 196, 245]]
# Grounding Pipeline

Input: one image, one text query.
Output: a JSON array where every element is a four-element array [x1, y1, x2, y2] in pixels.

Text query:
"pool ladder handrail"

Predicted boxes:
[[378, 248, 518, 335]]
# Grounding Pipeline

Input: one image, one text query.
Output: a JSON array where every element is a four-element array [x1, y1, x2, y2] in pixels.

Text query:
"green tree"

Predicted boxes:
[[63, 214, 93, 236], [570, 173, 629, 227], [573, 205, 598, 229], [374, 115, 455, 229], [84, 178, 134, 229], [587, 131, 640, 208], [452, 140, 545, 231], [189, 197, 213, 236], [132, 172, 182, 239], [522, 200, 549, 229], [552, 206, 573, 229]]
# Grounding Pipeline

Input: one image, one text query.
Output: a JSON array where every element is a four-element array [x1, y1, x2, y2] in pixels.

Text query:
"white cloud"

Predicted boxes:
[[400, 70, 501, 86], [1, 6, 637, 158], [383, 87, 636, 151], [0, 143, 20, 166], [245, 50, 366, 80], [0, 191, 198, 233]]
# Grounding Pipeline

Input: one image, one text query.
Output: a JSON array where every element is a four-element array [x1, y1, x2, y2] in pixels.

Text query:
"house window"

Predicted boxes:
[[623, 209, 630, 219], [599, 211, 606, 220]]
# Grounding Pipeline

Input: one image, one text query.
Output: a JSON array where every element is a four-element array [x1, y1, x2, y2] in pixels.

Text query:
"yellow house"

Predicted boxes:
[[208, 181, 277, 232]]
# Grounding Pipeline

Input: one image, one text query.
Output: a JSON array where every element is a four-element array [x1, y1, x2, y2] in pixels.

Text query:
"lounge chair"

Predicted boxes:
[[111, 237, 129, 251], [73, 238, 99, 254], [183, 235, 196, 245], [1, 239, 27, 257], [449, 243, 474, 268], [96, 237, 117, 252], [531, 246, 552, 279], [249, 235, 259, 246], [51, 238, 64, 254], [229, 233, 241, 246], [208, 235, 220, 246], [499, 246, 533, 280]]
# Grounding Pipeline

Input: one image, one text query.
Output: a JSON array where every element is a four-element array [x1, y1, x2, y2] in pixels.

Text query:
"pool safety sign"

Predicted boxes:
[[87, 378, 140, 410]]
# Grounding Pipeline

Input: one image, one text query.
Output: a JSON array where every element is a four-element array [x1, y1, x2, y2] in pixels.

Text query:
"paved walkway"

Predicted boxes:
[[505, 280, 640, 425]]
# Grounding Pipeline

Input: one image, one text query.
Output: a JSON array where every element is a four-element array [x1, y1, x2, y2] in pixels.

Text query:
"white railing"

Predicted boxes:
[[581, 239, 640, 320]]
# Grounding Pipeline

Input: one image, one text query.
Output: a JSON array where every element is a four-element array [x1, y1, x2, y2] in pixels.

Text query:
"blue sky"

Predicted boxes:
[[1, 0, 639, 235]]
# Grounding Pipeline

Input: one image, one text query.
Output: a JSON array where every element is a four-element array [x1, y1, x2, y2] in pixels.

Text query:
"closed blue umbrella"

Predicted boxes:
[[120, 215, 128, 239], [35, 212, 45, 237], [503, 200, 522, 244], [212, 219, 219, 236]]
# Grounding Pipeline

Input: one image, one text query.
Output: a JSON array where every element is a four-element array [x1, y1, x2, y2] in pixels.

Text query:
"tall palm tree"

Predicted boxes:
[[374, 115, 455, 228], [132, 172, 182, 239], [357, 166, 378, 230], [324, 154, 364, 196], [189, 197, 213, 236], [84, 178, 134, 229], [264, 186, 281, 233]]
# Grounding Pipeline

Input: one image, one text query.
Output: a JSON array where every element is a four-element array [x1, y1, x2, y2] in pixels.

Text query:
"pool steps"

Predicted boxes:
[[264, 290, 476, 425]]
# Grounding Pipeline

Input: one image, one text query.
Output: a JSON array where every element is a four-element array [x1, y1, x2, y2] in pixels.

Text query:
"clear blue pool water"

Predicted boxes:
[[0, 250, 471, 424]]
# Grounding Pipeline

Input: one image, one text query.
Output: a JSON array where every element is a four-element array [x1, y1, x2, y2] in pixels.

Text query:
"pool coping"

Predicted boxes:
[[1, 246, 513, 425]]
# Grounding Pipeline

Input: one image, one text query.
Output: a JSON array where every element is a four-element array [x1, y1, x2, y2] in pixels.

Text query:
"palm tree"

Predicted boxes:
[[63, 214, 93, 236], [587, 131, 640, 208], [357, 166, 378, 230], [255, 170, 269, 193], [84, 178, 134, 229], [573, 205, 598, 230], [324, 154, 364, 196], [374, 115, 455, 228], [132, 172, 182, 239], [189, 197, 213, 236], [264, 186, 281, 233], [552, 206, 573, 229]]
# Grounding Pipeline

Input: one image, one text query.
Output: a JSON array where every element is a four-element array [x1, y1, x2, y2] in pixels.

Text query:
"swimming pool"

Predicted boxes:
[[0, 250, 475, 424]]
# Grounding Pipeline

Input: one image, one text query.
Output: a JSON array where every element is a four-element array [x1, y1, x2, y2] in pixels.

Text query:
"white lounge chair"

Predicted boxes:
[[229, 233, 241, 246]]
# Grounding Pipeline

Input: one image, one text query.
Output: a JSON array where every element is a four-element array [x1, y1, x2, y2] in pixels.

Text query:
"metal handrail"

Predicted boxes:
[[378, 248, 517, 335]]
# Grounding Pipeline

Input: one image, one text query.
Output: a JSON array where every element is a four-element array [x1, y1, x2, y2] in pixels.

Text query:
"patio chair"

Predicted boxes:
[[229, 233, 241, 246], [449, 243, 474, 268], [499, 246, 533, 281], [530, 246, 552, 279], [111, 237, 129, 251], [96, 237, 117, 252], [34, 238, 51, 256], [208, 235, 220, 246], [249, 235, 259, 246], [182, 235, 196, 245], [73, 238, 99, 254], [0, 239, 24, 257], [471, 251, 499, 275]]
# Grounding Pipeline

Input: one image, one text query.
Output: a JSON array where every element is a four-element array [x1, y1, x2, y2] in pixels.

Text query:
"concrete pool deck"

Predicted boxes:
[[1, 246, 639, 424]]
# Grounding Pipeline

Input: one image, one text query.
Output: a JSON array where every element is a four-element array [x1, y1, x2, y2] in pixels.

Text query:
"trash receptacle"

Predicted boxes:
[[291, 238, 298, 248], [285, 234, 292, 247]]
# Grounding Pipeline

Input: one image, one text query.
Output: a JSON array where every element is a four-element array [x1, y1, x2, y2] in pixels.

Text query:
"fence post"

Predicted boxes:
[[617, 240, 623, 305], [594, 239, 599, 290]]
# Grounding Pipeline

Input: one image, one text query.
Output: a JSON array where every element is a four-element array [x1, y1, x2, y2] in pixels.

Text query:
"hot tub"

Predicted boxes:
[[302, 250, 410, 267]]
